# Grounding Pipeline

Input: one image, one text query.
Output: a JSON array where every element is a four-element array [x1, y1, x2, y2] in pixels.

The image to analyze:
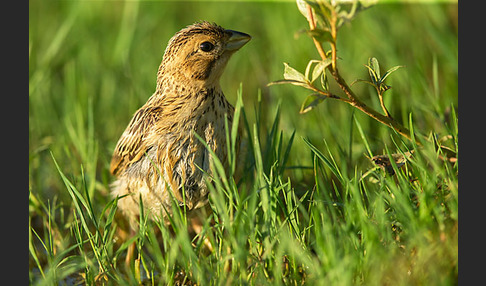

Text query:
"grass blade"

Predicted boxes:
[[303, 137, 344, 185]]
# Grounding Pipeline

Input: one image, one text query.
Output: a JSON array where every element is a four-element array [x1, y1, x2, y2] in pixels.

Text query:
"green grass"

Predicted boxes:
[[29, 1, 458, 285]]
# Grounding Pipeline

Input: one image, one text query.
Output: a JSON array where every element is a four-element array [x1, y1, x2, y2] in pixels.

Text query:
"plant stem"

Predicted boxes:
[[305, 4, 416, 144], [306, 5, 328, 62], [330, 5, 338, 70], [331, 68, 413, 141], [377, 89, 392, 119]]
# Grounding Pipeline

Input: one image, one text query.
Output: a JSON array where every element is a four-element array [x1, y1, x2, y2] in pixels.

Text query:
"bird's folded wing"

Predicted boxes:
[[110, 106, 162, 175]]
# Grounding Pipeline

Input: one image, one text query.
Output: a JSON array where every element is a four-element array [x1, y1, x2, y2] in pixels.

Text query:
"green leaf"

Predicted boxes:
[[336, 0, 375, 29], [364, 64, 379, 85], [305, 60, 321, 82], [296, 0, 314, 22], [306, 28, 334, 43], [369, 57, 380, 79], [312, 59, 332, 83], [283, 62, 307, 83], [267, 79, 311, 89], [300, 93, 327, 114], [379, 83, 391, 93], [303, 59, 332, 83], [381, 65, 404, 82], [320, 70, 329, 91]]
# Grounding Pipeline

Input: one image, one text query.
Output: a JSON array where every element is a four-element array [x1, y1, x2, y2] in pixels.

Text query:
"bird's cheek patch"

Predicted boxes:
[[190, 59, 216, 80]]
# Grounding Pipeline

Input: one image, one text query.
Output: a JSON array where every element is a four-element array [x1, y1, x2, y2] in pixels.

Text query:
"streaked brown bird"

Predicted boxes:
[[110, 22, 251, 233]]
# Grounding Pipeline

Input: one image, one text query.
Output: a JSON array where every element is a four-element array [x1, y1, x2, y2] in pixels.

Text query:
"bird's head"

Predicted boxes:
[[158, 21, 251, 89]]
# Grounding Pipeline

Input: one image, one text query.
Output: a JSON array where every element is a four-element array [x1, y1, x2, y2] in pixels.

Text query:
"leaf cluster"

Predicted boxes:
[[296, 0, 374, 44], [353, 57, 403, 95], [269, 0, 419, 144], [268, 60, 331, 114]]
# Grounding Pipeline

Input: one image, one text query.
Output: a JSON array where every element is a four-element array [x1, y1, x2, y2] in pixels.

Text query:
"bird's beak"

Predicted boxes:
[[225, 30, 251, 51]]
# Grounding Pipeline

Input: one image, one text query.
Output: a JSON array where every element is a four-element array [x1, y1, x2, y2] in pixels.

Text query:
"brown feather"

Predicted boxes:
[[110, 106, 162, 175]]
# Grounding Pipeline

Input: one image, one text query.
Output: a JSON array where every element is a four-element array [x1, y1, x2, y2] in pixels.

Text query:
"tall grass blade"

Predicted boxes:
[[303, 137, 344, 185]]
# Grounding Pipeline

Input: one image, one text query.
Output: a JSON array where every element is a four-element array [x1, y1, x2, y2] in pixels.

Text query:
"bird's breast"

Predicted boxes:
[[155, 91, 234, 207]]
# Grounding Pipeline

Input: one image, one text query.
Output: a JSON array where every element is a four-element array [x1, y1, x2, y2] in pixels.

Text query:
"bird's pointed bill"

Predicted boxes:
[[225, 30, 251, 51]]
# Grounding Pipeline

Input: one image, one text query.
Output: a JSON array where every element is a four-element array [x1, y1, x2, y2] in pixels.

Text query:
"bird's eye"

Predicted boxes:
[[199, 41, 214, 52]]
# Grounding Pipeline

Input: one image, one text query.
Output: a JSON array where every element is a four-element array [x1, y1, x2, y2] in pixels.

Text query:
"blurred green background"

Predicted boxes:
[[29, 0, 457, 203]]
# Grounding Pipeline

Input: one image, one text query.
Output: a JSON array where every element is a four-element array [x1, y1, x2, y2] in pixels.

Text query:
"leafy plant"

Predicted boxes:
[[270, 0, 419, 144], [352, 57, 403, 118], [269, 0, 457, 172]]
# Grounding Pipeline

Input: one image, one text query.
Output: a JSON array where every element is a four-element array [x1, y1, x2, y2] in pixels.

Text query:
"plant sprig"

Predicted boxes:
[[352, 57, 404, 118], [269, 0, 417, 144]]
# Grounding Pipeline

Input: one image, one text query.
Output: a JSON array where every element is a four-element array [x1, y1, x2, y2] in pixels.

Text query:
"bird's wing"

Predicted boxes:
[[110, 106, 162, 175]]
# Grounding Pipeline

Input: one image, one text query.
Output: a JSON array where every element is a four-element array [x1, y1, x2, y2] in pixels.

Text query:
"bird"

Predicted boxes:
[[109, 21, 251, 235]]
